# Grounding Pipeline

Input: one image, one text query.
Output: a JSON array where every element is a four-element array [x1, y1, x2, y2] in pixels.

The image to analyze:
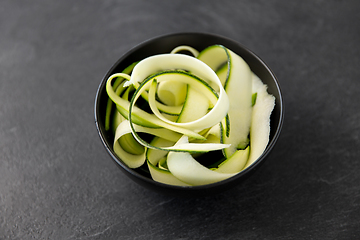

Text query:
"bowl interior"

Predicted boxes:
[[94, 32, 284, 196]]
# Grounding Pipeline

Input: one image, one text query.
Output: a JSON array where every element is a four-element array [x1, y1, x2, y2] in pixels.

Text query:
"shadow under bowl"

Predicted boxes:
[[94, 32, 284, 197]]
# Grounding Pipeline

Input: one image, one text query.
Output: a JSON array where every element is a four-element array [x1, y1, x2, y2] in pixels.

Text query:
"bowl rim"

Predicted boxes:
[[94, 32, 284, 192]]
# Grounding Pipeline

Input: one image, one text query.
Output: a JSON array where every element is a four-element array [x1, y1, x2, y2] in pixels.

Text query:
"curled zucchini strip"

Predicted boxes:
[[157, 80, 187, 107], [222, 48, 252, 157], [170, 45, 199, 57], [176, 84, 210, 124], [113, 120, 146, 168], [128, 74, 230, 152], [214, 146, 249, 174], [124, 54, 229, 131], [244, 74, 275, 169], [113, 120, 183, 168], [147, 160, 191, 186], [106, 74, 158, 128], [131, 81, 184, 115], [105, 62, 138, 130], [124, 55, 232, 152], [198, 45, 253, 158], [146, 72, 218, 128], [166, 136, 236, 186], [106, 74, 205, 139], [146, 137, 191, 186]]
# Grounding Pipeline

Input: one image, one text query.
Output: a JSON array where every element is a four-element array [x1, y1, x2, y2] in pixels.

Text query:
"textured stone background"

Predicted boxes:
[[1, 0, 359, 239]]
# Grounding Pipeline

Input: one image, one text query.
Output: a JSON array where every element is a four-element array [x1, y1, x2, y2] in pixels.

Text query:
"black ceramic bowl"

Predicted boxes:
[[94, 32, 284, 197]]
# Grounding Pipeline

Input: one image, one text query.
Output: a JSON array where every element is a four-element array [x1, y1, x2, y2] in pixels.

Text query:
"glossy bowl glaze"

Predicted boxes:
[[94, 32, 284, 197]]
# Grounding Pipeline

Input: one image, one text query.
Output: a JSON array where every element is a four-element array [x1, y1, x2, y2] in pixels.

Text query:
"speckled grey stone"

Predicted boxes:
[[1, 0, 360, 239]]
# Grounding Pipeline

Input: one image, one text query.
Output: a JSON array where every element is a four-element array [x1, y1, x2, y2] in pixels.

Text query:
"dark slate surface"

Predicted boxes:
[[1, 1, 360, 239]]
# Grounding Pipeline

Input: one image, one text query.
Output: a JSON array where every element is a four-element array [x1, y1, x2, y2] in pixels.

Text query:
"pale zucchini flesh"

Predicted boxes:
[[199, 45, 253, 158], [244, 74, 275, 169], [146, 137, 191, 186], [166, 136, 236, 186], [222, 48, 253, 158]]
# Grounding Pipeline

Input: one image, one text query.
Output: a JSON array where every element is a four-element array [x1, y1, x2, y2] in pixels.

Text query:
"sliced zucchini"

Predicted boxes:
[[157, 80, 187, 107], [166, 136, 236, 186], [214, 146, 249, 174], [170, 45, 199, 57], [176, 84, 210, 123], [199, 45, 253, 158], [244, 74, 275, 169], [105, 62, 138, 130], [104, 45, 275, 187], [146, 137, 190, 186]]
